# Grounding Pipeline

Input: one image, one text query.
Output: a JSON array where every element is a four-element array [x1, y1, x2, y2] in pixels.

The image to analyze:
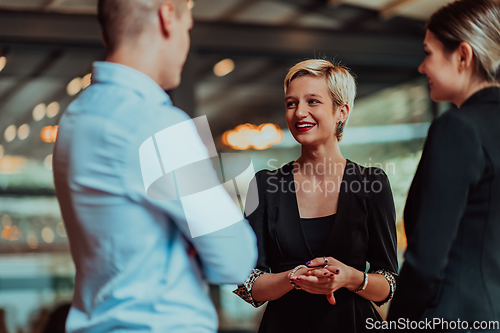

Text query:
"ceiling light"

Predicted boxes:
[[222, 123, 284, 150], [17, 124, 30, 140], [4, 125, 16, 142], [67, 77, 82, 96], [32, 103, 46, 121], [213, 59, 235, 77], [0, 56, 6, 72], [46, 101, 60, 118], [40, 125, 58, 143]]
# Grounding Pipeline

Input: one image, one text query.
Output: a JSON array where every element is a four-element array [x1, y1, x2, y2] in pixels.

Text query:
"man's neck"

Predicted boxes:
[[105, 43, 163, 87]]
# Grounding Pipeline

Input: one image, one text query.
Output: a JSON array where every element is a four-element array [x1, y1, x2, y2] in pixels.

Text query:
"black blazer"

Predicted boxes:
[[388, 87, 500, 328], [249, 160, 398, 333]]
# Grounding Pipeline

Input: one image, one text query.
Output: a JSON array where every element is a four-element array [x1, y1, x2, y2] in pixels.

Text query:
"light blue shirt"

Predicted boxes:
[[53, 61, 257, 333]]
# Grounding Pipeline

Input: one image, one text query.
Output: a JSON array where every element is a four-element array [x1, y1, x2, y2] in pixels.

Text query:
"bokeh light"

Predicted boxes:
[[213, 59, 235, 77], [33, 103, 46, 121], [0, 56, 6, 72], [17, 124, 30, 140], [1, 225, 21, 241], [41, 227, 54, 244], [46, 101, 60, 118], [81, 73, 92, 90], [27, 232, 38, 249], [67, 77, 82, 96], [222, 123, 283, 150], [56, 221, 67, 238], [44, 154, 53, 171], [4, 125, 17, 142], [2, 215, 12, 227], [40, 125, 58, 143]]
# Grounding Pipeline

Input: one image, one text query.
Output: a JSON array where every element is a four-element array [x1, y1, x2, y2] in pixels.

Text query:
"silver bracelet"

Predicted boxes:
[[353, 272, 368, 293], [289, 264, 308, 290]]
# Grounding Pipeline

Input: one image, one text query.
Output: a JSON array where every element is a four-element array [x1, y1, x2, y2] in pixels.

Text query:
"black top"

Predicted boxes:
[[300, 214, 336, 257], [247, 159, 398, 333], [388, 87, 500, 328]]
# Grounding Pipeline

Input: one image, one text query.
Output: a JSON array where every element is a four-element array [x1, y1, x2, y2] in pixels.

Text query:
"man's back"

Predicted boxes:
[[53, 61, 257, 332]]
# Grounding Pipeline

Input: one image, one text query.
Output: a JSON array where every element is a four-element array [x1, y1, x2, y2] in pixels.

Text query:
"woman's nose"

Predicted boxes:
[[296, 105, 307, 118], [418, 62, 425, 74]]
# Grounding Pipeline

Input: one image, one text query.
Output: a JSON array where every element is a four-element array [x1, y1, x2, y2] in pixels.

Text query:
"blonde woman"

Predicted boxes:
[[388, 0, 500, 330], [234, 59, 398, 332]]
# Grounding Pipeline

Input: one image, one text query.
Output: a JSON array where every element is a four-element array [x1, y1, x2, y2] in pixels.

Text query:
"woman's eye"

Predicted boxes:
[[309, 99, 319, 104], [286, 101, 296, 107]]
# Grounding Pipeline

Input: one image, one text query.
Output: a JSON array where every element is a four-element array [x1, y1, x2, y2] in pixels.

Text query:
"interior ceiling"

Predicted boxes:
[[0, 0, 453, 161]]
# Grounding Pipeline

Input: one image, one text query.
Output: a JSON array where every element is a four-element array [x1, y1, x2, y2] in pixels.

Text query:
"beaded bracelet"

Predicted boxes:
[[289, 264, 308, 290]]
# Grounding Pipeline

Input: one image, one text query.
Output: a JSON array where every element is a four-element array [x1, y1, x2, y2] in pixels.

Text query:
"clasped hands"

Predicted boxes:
[[289, 256, 352, 305]]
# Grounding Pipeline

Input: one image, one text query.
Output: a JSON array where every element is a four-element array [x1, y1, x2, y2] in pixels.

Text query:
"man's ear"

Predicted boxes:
[[100, 30, 108, 48], [159, 1, 176, 38], [457, 41, 474, 72]]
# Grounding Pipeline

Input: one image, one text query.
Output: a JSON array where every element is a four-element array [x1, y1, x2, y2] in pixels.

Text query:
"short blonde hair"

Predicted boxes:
[[284, 59, 357, 141]]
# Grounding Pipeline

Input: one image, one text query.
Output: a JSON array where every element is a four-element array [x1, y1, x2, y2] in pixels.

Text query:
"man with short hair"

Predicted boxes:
[[53, 1, 257, 331]]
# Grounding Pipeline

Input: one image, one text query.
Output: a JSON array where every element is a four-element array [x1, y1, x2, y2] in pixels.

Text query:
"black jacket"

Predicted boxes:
[[249, 160, 398, 333], [388, 87, 500, 330]]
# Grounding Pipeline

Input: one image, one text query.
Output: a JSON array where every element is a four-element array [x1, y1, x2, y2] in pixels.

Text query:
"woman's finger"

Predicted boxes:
[[326, 292, 336, 305], [305, 256, 336, 267], [324, 265, 341, 275], [305, 268, 333, 278], [290, 275, 323, 284], [291, 276, 337, 292], [292, 281, 335, 295], [304, 266, 340, 278]]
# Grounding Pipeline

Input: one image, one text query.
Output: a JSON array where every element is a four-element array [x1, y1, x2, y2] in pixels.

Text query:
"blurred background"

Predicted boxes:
[[0, 0, 454, 332]]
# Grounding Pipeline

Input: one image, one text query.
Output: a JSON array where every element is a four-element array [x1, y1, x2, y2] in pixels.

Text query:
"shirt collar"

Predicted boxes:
[[461, 86, 500, 108], [91, 61, 172, 106]]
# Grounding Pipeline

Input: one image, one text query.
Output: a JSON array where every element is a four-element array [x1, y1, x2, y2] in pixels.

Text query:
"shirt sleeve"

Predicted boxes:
[[123, 106, 258, 285], [366, 169, 399, 307], [388, 111, 484, 321]]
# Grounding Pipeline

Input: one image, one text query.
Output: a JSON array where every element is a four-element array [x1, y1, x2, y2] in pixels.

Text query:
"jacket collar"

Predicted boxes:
[[461, 86, 500, 108]]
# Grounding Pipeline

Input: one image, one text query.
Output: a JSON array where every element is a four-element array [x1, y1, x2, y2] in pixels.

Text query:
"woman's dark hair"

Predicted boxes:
[[427, 0, 500, 82]]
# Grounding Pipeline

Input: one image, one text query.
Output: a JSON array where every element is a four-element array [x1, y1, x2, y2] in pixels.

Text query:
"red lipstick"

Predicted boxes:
[[295, 121, 316, 132]]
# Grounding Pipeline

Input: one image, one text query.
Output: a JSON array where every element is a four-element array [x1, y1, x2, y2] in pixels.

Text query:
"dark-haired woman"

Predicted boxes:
[[388, 0, 500, 331]]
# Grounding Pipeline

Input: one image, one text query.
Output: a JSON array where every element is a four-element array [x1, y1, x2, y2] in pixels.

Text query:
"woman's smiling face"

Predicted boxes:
[[285, 75, 340, 147], [419, 30, 462, 103]]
